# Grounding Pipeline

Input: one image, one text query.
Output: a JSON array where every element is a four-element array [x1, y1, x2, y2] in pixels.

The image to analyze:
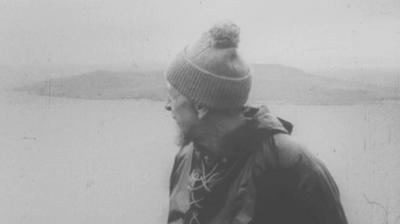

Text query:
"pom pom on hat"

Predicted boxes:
[[208, 21, 240, 49]]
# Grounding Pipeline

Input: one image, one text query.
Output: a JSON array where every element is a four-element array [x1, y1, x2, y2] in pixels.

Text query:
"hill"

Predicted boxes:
[[15, 69, 166, 101], [314, 68, 400, 89], [15, 64, 400, 104], [250, 64, 400, 104]]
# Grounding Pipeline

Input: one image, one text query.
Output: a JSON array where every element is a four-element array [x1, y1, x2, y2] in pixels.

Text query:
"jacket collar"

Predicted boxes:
[[244, 106, 293, 134], [191, 105, 293, 158]]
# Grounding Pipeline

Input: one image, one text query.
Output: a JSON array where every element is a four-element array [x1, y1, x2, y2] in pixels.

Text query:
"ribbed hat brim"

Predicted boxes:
[[166, 52, 252, 109]]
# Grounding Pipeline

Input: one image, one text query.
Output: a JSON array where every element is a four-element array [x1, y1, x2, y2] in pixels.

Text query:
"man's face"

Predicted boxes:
[[165, 84, 200, 146]]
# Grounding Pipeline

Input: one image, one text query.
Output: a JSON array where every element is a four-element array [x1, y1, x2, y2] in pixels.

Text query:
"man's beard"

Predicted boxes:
[[175, 122, 195, 147]]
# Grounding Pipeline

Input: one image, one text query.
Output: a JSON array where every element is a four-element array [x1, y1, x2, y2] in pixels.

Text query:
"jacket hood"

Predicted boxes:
[[244, 106, 293, 135]]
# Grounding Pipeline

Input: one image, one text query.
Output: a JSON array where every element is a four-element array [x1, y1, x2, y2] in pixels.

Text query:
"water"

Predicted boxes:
[[0, 91, 399, 224]]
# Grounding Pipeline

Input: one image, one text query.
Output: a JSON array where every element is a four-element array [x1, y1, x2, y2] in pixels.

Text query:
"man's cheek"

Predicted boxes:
[[178, 113, 195, 125]]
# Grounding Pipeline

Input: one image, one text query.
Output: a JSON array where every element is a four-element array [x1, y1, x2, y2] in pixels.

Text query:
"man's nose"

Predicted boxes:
[[165, 101, 172, 111]]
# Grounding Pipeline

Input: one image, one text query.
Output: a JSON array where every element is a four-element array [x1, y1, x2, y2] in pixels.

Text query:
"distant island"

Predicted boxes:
[[15, 64, 400, 104]]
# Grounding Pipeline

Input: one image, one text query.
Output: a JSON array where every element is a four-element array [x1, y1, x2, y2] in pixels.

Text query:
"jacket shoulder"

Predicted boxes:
[[266, 133, 342, 196], [253, 133, 308, 171], [257, 132, 327, 174], [270, 133, 311, 169], [256, 133, 348, 223]]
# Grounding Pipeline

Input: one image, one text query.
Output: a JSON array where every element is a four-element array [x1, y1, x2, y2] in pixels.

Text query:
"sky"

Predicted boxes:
[[0, 0, 399, 71]]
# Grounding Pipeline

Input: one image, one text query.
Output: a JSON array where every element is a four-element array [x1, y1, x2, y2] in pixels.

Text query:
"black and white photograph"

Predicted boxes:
[[0, 0, 399, 223]]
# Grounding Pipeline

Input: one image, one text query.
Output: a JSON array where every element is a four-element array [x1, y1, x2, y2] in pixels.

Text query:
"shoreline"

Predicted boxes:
[[7, 90, 400, 106]]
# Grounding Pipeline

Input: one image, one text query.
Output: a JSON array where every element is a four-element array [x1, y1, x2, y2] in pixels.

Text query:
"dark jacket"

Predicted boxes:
[[168, 106, 348, 224]]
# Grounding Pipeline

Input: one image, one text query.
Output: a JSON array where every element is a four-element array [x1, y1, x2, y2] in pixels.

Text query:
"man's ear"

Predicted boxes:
[[195, 104, 209, 119]]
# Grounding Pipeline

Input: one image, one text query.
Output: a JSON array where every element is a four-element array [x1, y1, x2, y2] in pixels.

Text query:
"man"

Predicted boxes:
[[164, 22, 348, 224]]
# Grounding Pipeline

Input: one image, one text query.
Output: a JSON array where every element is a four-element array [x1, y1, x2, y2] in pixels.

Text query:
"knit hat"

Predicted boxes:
[[165, 22, 252, 109]]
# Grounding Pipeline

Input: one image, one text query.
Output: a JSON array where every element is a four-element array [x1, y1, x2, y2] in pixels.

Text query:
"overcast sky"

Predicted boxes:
[[0, 0, 399, 71]]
